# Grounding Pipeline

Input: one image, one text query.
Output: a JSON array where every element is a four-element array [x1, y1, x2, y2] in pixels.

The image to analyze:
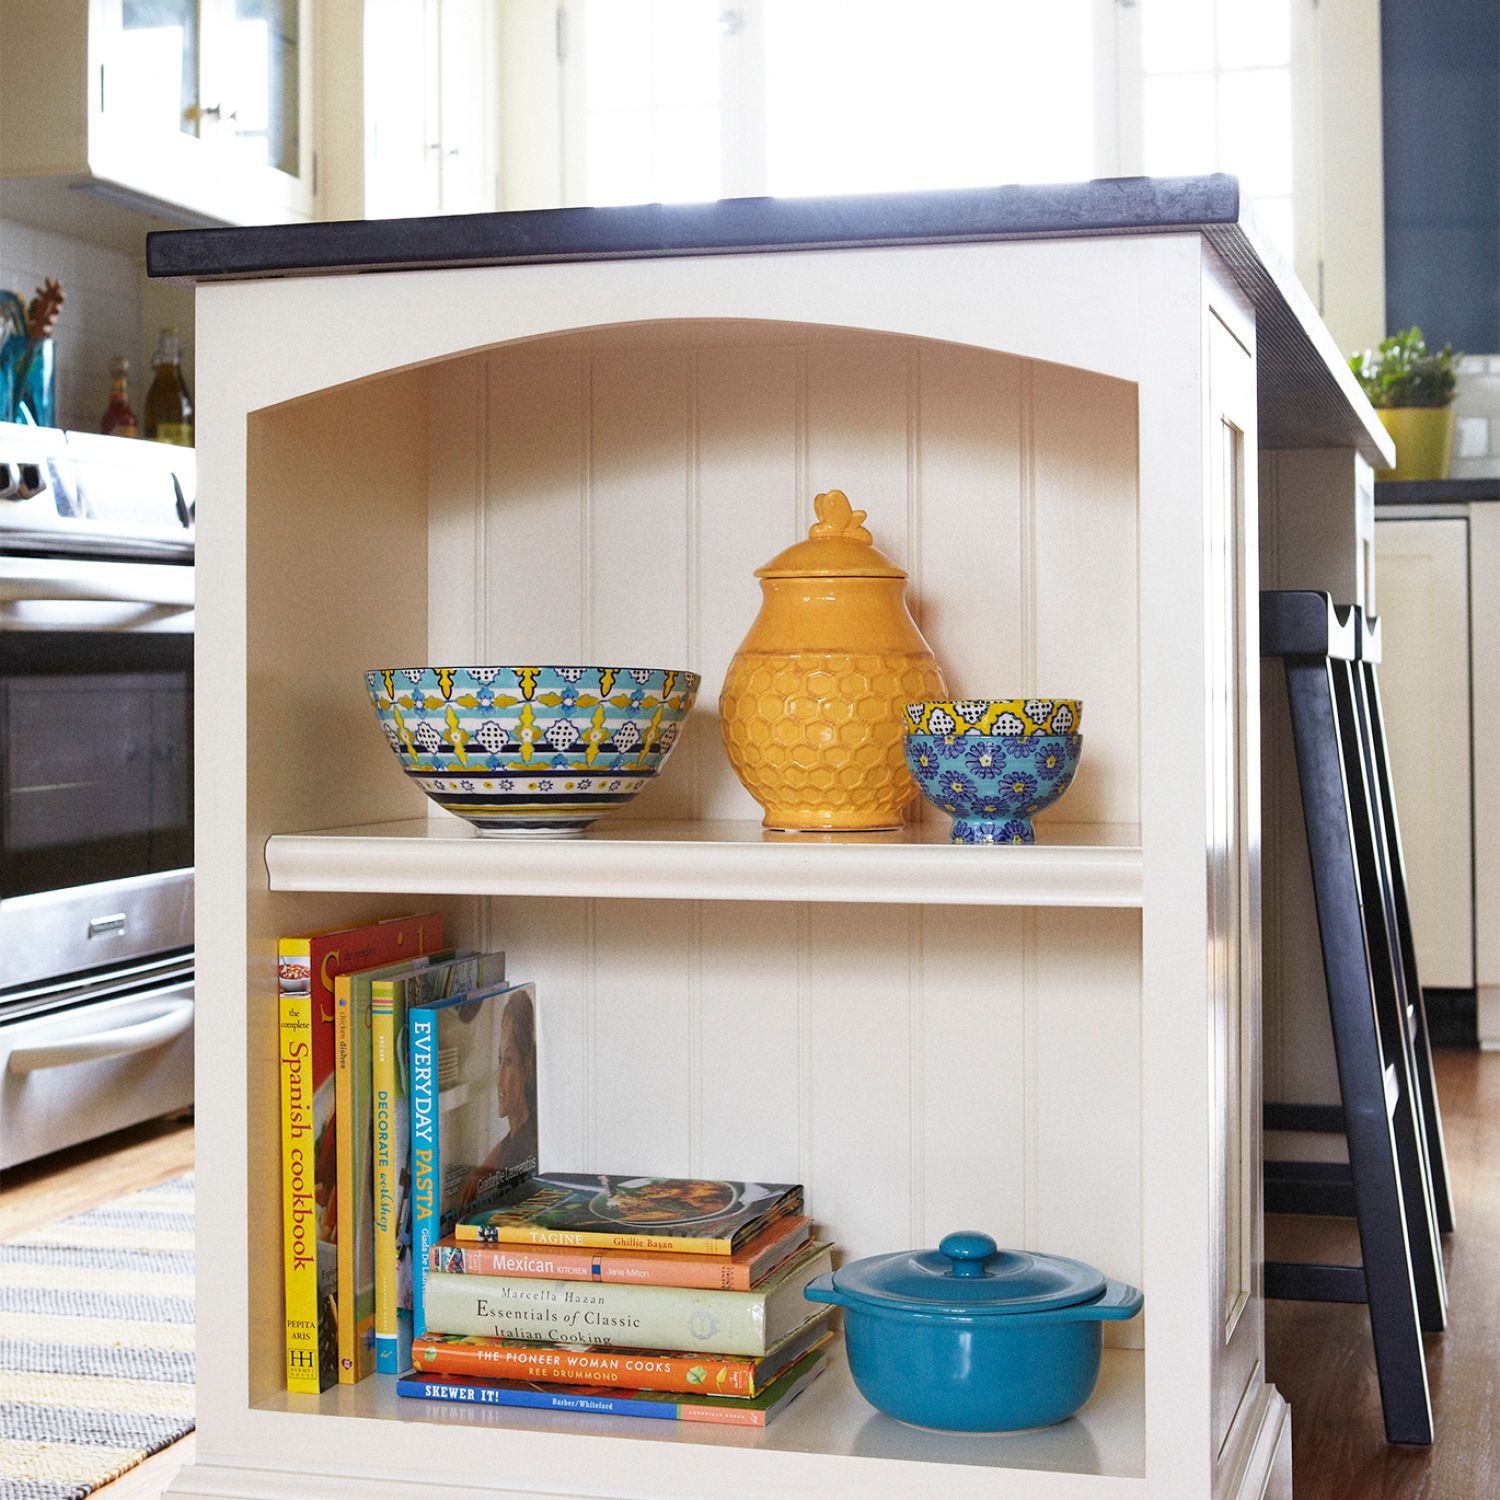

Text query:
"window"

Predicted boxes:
[[548, 2, 1311, 274], [1136, 0, 1295, 260], [762, 1, 1095, 198], [571, 0, 1099, 205], [581, 0, 725, 205]]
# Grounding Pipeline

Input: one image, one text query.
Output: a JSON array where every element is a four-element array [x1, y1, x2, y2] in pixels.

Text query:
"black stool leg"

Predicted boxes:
[[1362, 660, 1456, 1234], [1333, 659, 1448, 1334], [1284, 654, 1433, 1444], [1348, 655, 1452, 1259]]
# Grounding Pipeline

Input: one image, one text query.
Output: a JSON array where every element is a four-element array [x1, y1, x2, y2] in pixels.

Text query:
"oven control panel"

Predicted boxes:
[[0, 422, 195, 554]]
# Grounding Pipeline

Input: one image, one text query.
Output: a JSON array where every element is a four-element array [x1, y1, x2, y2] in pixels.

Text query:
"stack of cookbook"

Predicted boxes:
[[399, 1173, 833, 1427]]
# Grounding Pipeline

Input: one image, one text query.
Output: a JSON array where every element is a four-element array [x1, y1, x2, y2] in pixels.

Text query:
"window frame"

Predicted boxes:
[[538, 0, 1358, 332]]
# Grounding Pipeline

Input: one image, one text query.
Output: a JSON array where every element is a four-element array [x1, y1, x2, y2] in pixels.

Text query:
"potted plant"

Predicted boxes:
[[1349, 326, 1461, 481]]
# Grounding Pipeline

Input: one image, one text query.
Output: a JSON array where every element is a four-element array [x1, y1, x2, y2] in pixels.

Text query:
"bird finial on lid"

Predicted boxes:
[[810, 489, 872, 544]]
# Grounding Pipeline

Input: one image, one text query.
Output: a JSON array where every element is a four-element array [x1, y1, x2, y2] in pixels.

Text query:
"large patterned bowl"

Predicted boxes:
[[904, 699, 1082, 845], [365, 665, 700, 837]]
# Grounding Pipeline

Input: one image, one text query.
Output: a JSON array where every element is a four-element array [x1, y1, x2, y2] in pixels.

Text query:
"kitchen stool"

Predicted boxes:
[[1260, 591, 1446, 1446], [1354, 612, 1455, 1235]]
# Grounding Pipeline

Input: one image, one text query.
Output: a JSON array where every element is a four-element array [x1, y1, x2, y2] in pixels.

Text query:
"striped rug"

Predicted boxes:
[[0, 1175, 194, 1499]]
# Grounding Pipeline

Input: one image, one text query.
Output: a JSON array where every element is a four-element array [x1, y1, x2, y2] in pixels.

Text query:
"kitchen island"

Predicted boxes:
[[150, 175, 1391, 1500]]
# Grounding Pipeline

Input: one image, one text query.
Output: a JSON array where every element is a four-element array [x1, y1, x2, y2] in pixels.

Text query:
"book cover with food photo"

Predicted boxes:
[[454, 1174, 803, 1254]]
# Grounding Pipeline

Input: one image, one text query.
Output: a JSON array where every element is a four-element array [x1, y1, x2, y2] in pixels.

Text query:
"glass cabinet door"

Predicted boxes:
[[94, 0, 312, 223], [224, 0, 302, 179], [108, 0, 204, 150]]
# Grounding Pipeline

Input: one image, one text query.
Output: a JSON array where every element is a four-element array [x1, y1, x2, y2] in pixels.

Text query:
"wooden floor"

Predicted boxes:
[[1266, 1046, 1499, 1499], [1, 1052, 1495, 1500], [0, 1115, 196, 1500]]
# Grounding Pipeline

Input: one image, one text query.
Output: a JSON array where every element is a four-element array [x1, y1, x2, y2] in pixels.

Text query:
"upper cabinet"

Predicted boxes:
[[0, 0, 314, 250], [364, 0, 497, 219]]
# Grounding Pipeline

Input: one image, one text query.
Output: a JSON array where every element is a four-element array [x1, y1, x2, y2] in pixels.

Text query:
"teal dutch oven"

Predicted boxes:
[[805, 1230, 1142, 1431]]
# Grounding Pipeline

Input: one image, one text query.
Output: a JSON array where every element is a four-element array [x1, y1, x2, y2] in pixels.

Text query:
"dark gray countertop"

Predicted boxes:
[[148, 174, 1247, 280], [1375, 478, 1500, 504], [144, 174, 1391, 465]]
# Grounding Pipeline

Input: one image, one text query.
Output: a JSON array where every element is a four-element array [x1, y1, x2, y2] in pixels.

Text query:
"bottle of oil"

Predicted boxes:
[[99, 355, 140, 438], [143, 326, 193, 446]]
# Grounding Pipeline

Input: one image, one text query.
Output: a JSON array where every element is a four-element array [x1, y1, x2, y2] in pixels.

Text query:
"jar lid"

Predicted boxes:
[[828, 1231, 1107, 1317], [756, 490, 907, 579]]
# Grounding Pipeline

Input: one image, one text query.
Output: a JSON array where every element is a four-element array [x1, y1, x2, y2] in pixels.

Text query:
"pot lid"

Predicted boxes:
[[830, 1231, 1108, 1317], [756, 489, 907, 579]]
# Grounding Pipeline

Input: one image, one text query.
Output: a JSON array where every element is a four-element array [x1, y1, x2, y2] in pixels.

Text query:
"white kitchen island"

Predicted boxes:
[[149, 174, 1392, 1500]]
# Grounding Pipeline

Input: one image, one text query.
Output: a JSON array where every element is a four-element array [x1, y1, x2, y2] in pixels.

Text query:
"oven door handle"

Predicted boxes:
[[8, 995, 194, 1073], [0, 557, 193, 609]]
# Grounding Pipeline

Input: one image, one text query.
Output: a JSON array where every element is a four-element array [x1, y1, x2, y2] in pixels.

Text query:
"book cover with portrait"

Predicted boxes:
[[409, 979, 538, 1343], [371, 949, 506, 1373]]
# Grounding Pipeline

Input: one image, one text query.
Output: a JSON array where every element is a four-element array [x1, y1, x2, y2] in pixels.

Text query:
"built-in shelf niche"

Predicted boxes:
[[243, 319, 1147, 1464]]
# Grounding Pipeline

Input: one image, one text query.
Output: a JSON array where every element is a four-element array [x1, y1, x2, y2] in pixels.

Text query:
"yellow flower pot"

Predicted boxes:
[[1375, 406, 1456, 482], [720, 489, 947, 833]]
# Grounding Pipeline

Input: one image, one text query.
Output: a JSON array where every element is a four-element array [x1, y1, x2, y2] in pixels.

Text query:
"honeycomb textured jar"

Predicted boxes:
[[719, 490, 947, 832]]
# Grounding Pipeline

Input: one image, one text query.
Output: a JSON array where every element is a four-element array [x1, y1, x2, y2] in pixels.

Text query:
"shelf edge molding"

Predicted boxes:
[[263, 825, 1144, 908]]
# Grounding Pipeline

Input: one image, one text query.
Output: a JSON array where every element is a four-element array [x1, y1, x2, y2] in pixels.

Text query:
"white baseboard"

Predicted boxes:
[[1477, 985, 1500, 1050], [164, 1464, 583, 1500], [168, 1396, 1295, 1500], [1224, 1383, 1293, 1500]]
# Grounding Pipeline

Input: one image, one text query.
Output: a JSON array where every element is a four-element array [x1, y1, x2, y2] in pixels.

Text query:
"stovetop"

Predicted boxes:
[[0, 422, 195, 560]]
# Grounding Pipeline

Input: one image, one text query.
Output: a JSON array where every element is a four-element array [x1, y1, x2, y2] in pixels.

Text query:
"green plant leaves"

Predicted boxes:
[[1349, 325, 1461, 409]]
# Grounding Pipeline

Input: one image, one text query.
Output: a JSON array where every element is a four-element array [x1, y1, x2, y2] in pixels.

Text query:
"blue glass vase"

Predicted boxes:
[[4, 336, 57, 425]]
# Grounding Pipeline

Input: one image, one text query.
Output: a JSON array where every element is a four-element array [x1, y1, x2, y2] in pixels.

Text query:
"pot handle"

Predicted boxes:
[[1029, 1280, 1143, 1325], [803, 1272, 846, 1309]]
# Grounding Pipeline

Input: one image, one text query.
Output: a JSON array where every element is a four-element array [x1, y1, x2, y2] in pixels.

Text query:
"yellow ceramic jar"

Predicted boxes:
[[720, 489, 947, 832]]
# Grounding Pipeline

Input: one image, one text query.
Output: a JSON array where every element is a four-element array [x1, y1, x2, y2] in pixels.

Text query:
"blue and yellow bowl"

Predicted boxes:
[[904, 697, 1082, 737], [904, 700, 1082, 845], [365, 665, 700, 837]]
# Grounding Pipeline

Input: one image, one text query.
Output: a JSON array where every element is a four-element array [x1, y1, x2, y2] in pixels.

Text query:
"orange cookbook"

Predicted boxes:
[[411, 1315, 830, 1398], [431, 1214, 811, 1291]]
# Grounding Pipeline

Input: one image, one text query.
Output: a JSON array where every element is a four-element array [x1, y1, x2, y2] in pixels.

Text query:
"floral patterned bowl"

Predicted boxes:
[[365, 665, 700, 838], [904, 727, 1082, 845]]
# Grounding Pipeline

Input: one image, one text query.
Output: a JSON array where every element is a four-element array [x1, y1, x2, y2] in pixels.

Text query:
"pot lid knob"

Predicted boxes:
[[938, 1230, 997, 1277], [754, 489, 908, 579]]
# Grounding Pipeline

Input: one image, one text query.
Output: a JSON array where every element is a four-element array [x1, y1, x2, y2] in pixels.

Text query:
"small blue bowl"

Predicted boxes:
[[904, 732, 1082, 844]]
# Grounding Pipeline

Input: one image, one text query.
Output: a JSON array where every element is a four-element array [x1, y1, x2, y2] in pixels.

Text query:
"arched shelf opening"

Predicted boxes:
[[246, 316, 1141, 843]]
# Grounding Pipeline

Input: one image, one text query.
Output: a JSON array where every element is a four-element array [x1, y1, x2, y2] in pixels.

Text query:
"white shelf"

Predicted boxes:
[[263, 818, 1144, 908], [250, 1346, 1145, 1499]]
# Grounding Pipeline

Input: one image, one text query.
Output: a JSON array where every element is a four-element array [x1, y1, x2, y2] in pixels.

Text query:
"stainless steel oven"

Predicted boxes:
[[0, 422, 195, 1169]]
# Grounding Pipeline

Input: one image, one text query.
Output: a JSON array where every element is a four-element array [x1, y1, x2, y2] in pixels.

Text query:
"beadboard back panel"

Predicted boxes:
[[425, 322, 1144, 1339], [488, 893, 1143, 1345], [428, 321, 1141, 831]]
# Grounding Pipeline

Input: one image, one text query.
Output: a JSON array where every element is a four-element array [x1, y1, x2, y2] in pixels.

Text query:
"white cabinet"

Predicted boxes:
[[1374, 499, 1500, 1049], [153, 214, 1317, 1500], [364, 0, 496, 219], [153, 164, 1417, 1493], [0, 0, 314, 248], [1373, 518, 1474, 989]]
